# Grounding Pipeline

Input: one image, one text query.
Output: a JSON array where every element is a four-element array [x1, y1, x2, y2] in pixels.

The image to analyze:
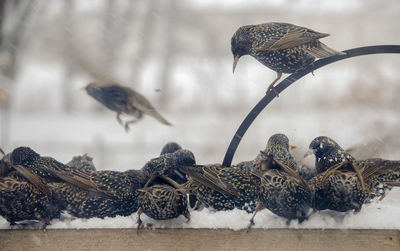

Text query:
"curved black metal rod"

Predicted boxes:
[[222, 45, 400, 167]]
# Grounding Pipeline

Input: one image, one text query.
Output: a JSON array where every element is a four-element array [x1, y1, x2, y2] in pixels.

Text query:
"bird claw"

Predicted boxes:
[[246, 218, 255, 233], [124, 124, 130, 133], [267, 87, 279, 97]]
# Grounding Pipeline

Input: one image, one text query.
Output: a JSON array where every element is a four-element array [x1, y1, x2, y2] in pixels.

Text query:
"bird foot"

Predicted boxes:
[[266, 86, 279, 97], [124, 124, 130, 133], [136, 209, 143, 235], [246, 218, 255, 233]]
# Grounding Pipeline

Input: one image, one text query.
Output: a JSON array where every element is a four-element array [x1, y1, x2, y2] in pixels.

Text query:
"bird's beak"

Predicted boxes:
[[232, 55, 240, 73], [304, 149, 313, 158], [290, 145, 297, 150], [79, 87, 85, 91]]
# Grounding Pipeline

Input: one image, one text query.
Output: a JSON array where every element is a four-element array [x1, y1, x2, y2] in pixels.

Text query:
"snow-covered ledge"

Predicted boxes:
[[0, 229, 399, 251]]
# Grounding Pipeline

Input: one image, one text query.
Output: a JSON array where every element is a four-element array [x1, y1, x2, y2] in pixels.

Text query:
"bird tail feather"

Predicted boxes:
[[305, 42, 346, 58], [149, 109, 172, 126]]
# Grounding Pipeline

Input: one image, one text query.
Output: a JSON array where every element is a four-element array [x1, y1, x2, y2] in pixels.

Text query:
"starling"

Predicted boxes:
[[248, 134, 311, 226], [179, 163, 261, 213], [231, 22, 345, 94], [306, 136, 400, 211], [0, 175, 61, 229], [83, 82, 171, 132], [0, 149, 60, 228], [136, 175, 190, 233]]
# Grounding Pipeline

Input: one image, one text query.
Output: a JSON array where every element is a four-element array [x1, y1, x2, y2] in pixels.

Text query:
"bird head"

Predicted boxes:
[[10, 147, 41, 166], [231, 25, 252, 73], [265, 133, 292, 154], [305, 136, 343, 159]]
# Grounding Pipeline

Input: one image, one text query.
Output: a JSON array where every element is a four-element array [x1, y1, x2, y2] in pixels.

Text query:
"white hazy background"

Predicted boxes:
[[0, 0, 400, 229]]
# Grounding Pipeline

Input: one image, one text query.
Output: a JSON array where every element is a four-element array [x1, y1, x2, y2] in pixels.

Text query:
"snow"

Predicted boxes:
[[1, 189, 398, 230]]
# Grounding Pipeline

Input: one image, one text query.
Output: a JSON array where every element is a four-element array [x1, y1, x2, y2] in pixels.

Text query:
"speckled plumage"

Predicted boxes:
[[250, 134, 312, 224], [307, 136, 400, 212], [308, 136, 355, 173], [84, 83, 171, 132], [180, 164, 261, 213], [141, 149, 196, 185], [231, 22, 344, 94], [136, 176, 190, 231], [0, 173, 61, 227], [0, 149, 60, 227], [9, 147, 150, 219]]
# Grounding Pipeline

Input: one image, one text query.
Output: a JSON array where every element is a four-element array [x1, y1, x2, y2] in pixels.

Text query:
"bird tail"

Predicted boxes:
[[148, 109, 172, 126], [305, 41, 346, 58]]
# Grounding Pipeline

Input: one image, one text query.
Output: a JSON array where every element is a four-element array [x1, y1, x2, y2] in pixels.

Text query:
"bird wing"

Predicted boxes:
[[43, 167, 116, 198], [254, 23, 329, 51], [360, 159, 400, 180], [13, 165, 52, 196], [273, 158, 311, 192], [178, 165, 241, 197]]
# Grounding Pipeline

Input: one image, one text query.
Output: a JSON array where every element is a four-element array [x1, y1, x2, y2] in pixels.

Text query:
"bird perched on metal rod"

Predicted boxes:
[[231, 22, 345, 95], [83, 82, 172, 132]]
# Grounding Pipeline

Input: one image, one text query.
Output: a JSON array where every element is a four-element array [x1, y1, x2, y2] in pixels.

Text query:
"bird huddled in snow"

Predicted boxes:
[[136, 175, 190, 233], [231, 22, 345, 95], [0, 148, 61, 229], [306, 136, 400, 212], [248, 134, 311, 226], [83, 82, 171, 132]]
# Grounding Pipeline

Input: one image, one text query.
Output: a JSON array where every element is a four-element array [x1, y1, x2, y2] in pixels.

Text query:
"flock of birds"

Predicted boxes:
[[1, 22, 397, 231], [1, 134, 399, 232]]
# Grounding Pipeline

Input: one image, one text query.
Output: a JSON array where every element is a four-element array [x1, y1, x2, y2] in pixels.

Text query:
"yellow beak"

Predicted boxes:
[[232, 55, 240, 73]]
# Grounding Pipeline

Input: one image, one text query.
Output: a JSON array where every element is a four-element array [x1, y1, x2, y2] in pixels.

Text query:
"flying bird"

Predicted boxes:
[[83, 83, 172, 132]]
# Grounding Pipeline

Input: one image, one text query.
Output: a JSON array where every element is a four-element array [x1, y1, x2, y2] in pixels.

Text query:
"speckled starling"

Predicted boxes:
[[136, 175, 190, 233], [249, 134, 312, 226], [83, 82, 171, 132], [231, 22, 345, 94], [0, 174, 61, 228], [0, 149, 60, 228], [306, 136, 355, 174], [306, 136, 400, 211]]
